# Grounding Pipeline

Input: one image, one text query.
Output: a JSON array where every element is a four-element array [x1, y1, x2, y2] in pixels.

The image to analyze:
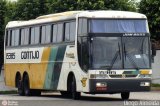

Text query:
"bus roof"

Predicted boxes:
[[6, 10, 147, 28]]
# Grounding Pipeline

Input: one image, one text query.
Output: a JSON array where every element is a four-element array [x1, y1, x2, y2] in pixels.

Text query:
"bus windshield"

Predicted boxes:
[[87, 19, 150, 69], [90, 19, 149, 33], [91, 36, 150, 69]]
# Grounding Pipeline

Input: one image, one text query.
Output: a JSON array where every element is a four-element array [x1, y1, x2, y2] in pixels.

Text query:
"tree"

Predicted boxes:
[[14, 0, 49, 20], [0, 0, 6, 73], [5, 1, 17, 24], [139, 0, 160, 40], [48, 0, 137, 13]]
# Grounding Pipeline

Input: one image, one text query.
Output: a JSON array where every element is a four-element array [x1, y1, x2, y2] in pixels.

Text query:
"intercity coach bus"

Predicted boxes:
[[4, 11, 153, 100]]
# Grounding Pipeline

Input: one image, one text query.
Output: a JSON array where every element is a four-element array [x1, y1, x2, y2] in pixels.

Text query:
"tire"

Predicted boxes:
[[71, 76, 80, 100], [121, 92, 130, 100], [16, 78, 24, 96], [23, 74, 31, 96]]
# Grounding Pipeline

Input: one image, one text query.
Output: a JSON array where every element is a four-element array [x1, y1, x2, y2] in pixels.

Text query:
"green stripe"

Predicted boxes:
[[43, 45, 67, 90], [44, 47, 58, 89]]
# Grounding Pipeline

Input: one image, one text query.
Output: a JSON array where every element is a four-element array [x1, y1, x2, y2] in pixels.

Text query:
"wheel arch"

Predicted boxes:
[[67, 71, 75, 91], [15, 71, 21, 87]]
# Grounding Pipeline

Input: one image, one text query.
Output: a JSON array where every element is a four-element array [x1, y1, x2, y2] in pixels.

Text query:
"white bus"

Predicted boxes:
[[4, 11, 152, 100]]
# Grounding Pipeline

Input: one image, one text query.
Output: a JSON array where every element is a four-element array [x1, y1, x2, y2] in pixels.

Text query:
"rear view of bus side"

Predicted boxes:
[[4, 11, 152, 100]]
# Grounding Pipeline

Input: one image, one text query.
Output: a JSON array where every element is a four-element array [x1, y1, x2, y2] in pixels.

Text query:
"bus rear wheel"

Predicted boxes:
[[23, 74, 31, 96], [71, 76, 80, 100], [121, 92, 130, 100], [16, 78, 24, 96], [23, 74, 41, 96]]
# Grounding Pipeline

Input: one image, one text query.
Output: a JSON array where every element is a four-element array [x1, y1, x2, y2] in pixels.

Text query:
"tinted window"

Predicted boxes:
[[31, 26, 40, 45], [52, 24, 58, 43], [41, 25, 51, 44], [78, 18, 87, 35], [5, 31, 8, 46], [57, 23, 63, 42], [9, 30, 12, 46], [7, 30, 11, 46], [70, 22, 76, 41], [11, 30, 15, 46], [65, 21, 76, 41], [41, 26, 46, 44], [21, 29, 25, 45], [14, 29, 20, 46], [45, 25, 51, 43], [35, 27, 40, 44], [31, 27, 35, 44], [21, 28, 29, 45], [65, 23, 70, 41], [24, 28, 29, 45]]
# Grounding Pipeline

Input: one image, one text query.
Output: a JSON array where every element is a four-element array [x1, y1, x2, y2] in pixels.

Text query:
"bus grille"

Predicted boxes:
[[109, 74, 137, 78]]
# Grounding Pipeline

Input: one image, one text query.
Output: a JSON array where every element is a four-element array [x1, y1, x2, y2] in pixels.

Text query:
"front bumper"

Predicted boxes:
[[89, 78, 151, 94]]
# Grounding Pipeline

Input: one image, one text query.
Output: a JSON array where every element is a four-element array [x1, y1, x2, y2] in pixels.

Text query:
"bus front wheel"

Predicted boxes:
[[71, 76, 80, 100], [121, 92, 130, 100]]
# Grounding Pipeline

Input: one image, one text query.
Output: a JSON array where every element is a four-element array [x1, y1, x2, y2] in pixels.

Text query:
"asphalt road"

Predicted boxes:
[[0, 92, 160, 106]]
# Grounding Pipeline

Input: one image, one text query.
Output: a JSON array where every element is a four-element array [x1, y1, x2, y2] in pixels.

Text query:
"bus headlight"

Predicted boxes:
[[96, 82, 107, 87], [140, 82, 150, 86], [96, 82, 107, 91]]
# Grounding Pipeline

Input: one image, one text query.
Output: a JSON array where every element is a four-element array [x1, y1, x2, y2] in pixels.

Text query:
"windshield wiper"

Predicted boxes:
[[124, 44, 139, 70], [107, 43, 121, 70]]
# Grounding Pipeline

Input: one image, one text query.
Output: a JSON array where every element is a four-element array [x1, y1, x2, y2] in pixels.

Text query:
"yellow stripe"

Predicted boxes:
[[4, 47, 51, 89]]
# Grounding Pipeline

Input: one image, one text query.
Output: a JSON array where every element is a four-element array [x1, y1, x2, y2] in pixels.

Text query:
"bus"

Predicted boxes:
[[4, 11, 153, 100]]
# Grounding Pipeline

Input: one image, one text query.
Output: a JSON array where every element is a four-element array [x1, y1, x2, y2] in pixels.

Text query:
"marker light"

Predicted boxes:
[[140, 70, 149, 75]]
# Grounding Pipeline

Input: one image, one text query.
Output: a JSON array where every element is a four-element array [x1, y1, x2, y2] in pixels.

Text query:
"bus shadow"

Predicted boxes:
[[40, 94, 139, 101]]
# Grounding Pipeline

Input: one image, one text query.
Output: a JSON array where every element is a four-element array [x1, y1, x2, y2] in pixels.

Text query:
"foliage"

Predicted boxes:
[[0, 0, 6, 37], [139, 0, 160, 40], [0, 0, 6, 71], [48, 0, 137, 13]]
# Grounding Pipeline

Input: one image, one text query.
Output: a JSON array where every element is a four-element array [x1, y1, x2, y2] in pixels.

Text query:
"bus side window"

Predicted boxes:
[[52, 24, 58, 43], [70, 21, 76, 41], [65, 23, 70, 41], [57, 23, 63, 43], [78, 18, 87, 35], [41, 25, 51, 44], [21, 28, 29, 45], [14, 29, 20, 46], [11, 30, 15, 46], [5, 30, 8, 46], [45, 25, 51, 44], [41, 26, 46, 44], [31, 27, 35, 45], [21, 29, 25, 45], [24, 28, 29, 45], [35, 26, 40, 44], [65, 21, 76, 42], [9, 30, 12, 46]]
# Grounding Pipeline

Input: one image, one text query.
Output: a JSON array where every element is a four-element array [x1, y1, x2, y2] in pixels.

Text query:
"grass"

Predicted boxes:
[[0, 90, 17, 94], [151, 83, 160, 87]]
